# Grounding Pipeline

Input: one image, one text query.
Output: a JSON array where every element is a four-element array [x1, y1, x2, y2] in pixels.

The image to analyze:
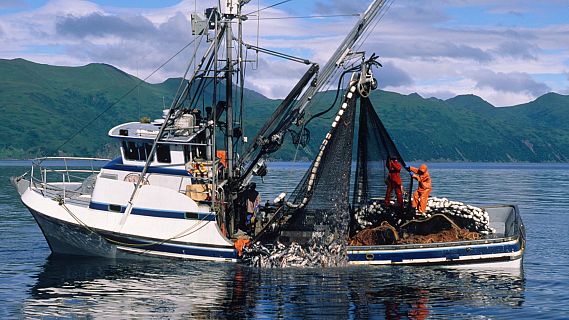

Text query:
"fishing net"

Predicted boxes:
[[258, 88, 413, 244], [352, 97, 408, 208], [350, 97, 412, 233], [280, 87, 357, 244], [255, 83, 358, 248]]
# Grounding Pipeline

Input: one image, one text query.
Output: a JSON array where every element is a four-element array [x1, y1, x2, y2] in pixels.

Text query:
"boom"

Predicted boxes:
[[295, 0, 388, 116], [238, 0, 389, 186]]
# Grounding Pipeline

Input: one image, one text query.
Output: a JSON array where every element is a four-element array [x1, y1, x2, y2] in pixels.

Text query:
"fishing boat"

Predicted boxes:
[[12, 0, 525, 267]]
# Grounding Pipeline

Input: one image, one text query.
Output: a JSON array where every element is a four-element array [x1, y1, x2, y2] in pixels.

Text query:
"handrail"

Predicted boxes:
[[29, 157, 106, 200], [45, 169, 101, 174], [32, 156, 111, 163]]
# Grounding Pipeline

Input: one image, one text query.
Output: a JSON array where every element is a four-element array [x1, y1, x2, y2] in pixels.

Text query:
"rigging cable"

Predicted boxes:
[[302, 0, 393, 120], [254, 14, 359, 20], [353, 0, 395, 54], [243, 0, 292, 16], [303, 68, 355, 127], [301, 0, 395, 129], [52, 38, 198, 155]]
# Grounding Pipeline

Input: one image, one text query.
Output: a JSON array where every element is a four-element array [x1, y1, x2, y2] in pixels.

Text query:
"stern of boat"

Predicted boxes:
[[347, 204, 525, 268]]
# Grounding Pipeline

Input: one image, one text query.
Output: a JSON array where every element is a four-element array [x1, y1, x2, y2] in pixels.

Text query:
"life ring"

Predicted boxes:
[[124, 173, 149, 185]]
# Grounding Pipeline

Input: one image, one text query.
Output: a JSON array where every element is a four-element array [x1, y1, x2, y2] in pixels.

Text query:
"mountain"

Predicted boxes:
[[1, 58, 568, 162], [0, 58, 270, 158]]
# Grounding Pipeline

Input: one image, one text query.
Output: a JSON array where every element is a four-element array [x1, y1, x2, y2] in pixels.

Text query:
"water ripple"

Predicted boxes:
[[1, 164, 568, 319]]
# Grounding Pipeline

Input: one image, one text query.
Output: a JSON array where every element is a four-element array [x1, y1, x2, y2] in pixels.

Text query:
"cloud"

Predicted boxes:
[[52, 11, 194, 80], [56, 13, 156, 39], [313, 0, 369, 15], [562, 71, 569, 94], [1, 0, 568, 106], [492, 40, 538, 60], [381, 3, 450, 26], [0, 0, 27, 9], [471, 69, 550, 96], [244, 57, 308, 98], [376, 61, 413, 87]]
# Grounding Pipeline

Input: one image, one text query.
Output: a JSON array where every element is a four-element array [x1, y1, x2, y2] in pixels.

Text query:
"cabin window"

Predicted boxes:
[[156, 144, 171, 163], [140, 143, 152, 161], [122, 141, 153, 162], [123, 141, 137, 160]]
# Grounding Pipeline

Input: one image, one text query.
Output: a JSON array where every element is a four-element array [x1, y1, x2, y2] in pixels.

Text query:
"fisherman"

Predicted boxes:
[[407, 164, 432, 214], [239, 182, 261, 235], [385, 156, 403, 208]]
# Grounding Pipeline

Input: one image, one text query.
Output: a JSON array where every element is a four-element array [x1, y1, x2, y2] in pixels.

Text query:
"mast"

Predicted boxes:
[[225, 6, 235, 179]]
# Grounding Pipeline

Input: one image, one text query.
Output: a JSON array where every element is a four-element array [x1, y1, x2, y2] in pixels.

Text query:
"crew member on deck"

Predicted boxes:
[[385, 156, 403, 208], [407, 164, 432, 214], [240, 183, 260, 235]]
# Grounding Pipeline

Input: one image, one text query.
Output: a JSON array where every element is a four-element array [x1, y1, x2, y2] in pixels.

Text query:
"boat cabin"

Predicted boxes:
[[94, 110, 226, 205]]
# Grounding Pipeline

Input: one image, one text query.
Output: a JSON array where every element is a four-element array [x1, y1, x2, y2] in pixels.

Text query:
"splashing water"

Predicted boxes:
[[241, 240, 346, 268]]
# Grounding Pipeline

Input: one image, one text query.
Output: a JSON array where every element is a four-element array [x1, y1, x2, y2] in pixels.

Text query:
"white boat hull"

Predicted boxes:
[[27, 206, 239, 262], [16, 175, 239, 262], [29, 207, 118, 258]]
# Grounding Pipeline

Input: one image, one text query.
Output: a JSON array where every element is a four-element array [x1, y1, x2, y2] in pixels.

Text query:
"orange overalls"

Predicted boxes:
[[385, 159, 403, 208], [410, 164, 432, 213]]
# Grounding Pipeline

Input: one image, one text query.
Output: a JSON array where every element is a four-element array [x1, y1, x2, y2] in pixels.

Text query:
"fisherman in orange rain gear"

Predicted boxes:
[[385, 156, 403, 208], [407, 164, 432, 214]]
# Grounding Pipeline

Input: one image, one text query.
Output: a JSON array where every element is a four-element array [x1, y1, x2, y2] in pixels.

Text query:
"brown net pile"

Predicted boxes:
[[398, 227, 480, 244], [348, 214, 481, 246], [348, 222, 399, 246]]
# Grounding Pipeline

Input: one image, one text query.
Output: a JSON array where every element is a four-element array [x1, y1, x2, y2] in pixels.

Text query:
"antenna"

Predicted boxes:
[[256, 0, 260, 69], [137, 60, 140, 122]]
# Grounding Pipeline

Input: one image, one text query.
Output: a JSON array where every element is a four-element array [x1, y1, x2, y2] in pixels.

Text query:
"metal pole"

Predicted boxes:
[[62, 173, 66, 200], [224, 14, 236, 236], [238, 5, 245, 157], [225, 16, 234, 179], [30, 164, 34, 190], [117, 30, 226, 229], [407, 177, 414, 218]]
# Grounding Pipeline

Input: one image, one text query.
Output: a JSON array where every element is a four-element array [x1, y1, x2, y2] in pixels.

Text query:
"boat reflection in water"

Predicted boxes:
[[24, 256, 525, 318]]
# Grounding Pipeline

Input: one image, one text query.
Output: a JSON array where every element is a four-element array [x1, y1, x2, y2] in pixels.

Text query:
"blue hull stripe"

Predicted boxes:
[[106, 233, 237, 259], [103, 157, 193, 177], [88, 201, 216, 221], [28, 207, 236, 260], [347, 242, 522, 262]]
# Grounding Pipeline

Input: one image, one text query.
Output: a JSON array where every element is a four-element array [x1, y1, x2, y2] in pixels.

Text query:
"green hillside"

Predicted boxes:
[[1, 58, 568, 162]]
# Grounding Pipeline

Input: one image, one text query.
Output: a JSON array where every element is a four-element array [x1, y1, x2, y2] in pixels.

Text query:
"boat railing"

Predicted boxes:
[[29, 157, 110, 201]]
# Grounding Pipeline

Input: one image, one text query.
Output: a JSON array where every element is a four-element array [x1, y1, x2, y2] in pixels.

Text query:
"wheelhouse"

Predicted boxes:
[[97, 110, 226, 205]]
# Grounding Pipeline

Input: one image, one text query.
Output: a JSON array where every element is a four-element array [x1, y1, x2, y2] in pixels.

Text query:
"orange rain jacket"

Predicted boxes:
[[410, 164, 432, 213]]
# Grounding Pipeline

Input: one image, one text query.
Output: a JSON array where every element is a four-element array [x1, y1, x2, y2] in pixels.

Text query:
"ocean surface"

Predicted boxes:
[[1, 162, 568, 319]]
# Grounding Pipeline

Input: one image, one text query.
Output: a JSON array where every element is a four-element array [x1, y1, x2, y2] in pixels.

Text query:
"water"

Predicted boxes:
[[1, 162, 569, 318]]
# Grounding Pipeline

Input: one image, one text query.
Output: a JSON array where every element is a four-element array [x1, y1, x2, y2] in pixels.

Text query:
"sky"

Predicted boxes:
[[0, 0, 568, 106]]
